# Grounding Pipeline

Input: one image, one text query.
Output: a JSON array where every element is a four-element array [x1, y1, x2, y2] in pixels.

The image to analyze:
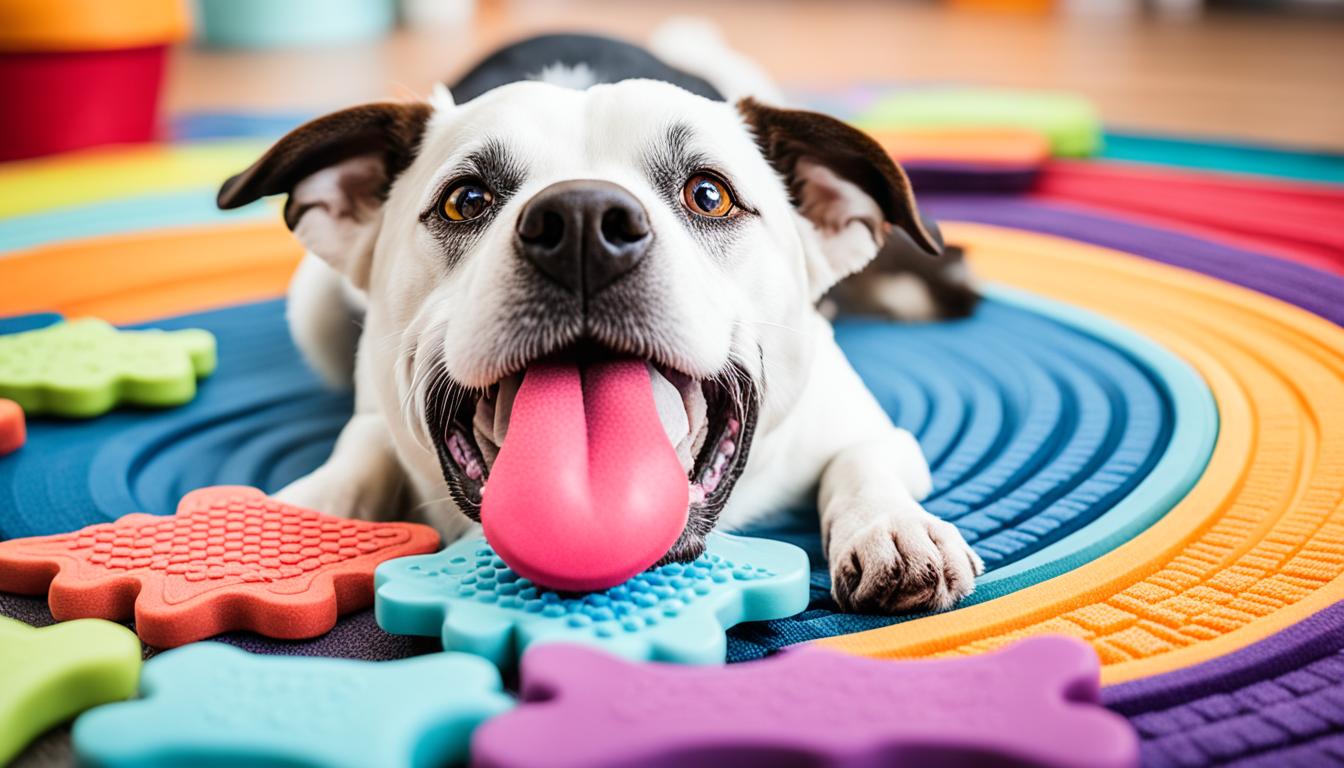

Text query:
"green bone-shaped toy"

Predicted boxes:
[[0, 319, 216, 417], [0, 617, 142, 765]]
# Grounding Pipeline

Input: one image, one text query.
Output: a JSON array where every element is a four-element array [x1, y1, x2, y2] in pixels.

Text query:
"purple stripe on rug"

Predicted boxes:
[[1104, 602, 1344, 768], [922, 195, 1344, 327], [906, 163, 1040, 193]]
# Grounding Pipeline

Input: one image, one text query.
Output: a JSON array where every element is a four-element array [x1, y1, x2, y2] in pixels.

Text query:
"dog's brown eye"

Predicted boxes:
[[682, 173, 735, 218], [440, 179, 494, 222]]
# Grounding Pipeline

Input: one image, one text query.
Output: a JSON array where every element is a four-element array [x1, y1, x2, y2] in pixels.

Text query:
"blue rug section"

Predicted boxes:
[[0, 294, 1183, 663], [0, 302, 350, 541], [725, 297, 1190, 661], [170, 112, 314, 141]]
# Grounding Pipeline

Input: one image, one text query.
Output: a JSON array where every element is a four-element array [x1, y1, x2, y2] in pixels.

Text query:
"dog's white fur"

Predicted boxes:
[[276, 23, 982, 612]]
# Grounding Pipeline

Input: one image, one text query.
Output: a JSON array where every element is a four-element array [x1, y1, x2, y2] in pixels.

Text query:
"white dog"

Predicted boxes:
[[217, 23, 983, 613]]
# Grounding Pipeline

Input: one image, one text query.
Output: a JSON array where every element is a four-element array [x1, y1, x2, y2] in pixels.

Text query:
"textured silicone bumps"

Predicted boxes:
[[821, 222, 1344, 684], [472, 637, 1138, 768], [73, 642, 512, 768], [0, 617, 141, 765], [0, 486, 440, 647], [1107, 598, 1344, 768], [0, 318, 216, 417], [376, 533, 809, 666]]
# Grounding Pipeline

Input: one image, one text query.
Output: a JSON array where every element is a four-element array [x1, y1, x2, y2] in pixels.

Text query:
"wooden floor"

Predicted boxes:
[[164, 0, 1344, 151]]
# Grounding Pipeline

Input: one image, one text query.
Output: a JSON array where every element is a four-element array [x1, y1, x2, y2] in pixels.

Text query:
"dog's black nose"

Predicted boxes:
[[515, 180, 652, 298]]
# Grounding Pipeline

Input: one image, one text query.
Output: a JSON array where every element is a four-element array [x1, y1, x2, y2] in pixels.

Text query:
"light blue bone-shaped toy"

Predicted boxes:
[[72, 643, 511, 768], [375, 533, 810, 667]]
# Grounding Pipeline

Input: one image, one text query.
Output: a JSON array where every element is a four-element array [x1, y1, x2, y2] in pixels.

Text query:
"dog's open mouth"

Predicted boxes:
[[427, 344, 759, 574]]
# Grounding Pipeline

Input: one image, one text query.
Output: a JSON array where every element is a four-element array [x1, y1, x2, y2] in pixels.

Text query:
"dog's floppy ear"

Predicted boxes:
[[217, 101, 433, 289], [737, 97, 939, 299]]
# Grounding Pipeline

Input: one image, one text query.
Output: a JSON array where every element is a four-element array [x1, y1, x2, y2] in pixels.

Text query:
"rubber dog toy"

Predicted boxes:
[[0, 397, 24, 455], [853, 88, 1102, 157], [0, 617, 141, 765], [472, 637, 1138, 768], [376, 533, 808, 667], [0, 486, 440, 647], [0, 318, 216, 417], [481, 359, 690, 592], [73, 642, 511, 768]]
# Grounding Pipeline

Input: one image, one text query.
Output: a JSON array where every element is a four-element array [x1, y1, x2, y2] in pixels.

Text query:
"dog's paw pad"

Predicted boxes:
[[73, 643, 511, 768], [0, 617, 141, 765], [0, 486, 440, 647], [0, 318, 216, 417], [375, 532, 809, 666], [831, 515, 982, 614], [473, 637, 1137, 768]]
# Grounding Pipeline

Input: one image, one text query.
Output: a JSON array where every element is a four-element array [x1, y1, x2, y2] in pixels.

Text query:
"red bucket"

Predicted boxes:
[[0, 0, 187, 161], [0, 45, 168, 162]]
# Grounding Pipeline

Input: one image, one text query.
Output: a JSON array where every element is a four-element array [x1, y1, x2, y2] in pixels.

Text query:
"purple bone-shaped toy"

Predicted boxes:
[[471, 636, 1137, 768]]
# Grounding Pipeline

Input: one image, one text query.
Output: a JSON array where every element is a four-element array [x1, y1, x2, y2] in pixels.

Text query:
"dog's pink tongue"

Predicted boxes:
[[480, 359, 689, 591]]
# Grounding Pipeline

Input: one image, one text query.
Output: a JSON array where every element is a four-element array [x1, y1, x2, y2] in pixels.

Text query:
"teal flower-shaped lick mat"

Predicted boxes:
[[73, 643, 512, 768], [375, 533, 810, 667]]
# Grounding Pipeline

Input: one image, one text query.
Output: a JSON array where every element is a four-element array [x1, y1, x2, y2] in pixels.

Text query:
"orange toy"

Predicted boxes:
[[0, 0, 188, 51], [871, 128, 1051, 168], [0, 486, 441, 647], [0, 399, 24, 456]]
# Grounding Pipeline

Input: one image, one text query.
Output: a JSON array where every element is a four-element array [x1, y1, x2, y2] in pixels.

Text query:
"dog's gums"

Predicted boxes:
[[427, 347, 758, 565]]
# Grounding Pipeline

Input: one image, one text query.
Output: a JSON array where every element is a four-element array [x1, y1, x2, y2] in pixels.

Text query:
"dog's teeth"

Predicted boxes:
[[493, 374, 521, 445], [682, 379, 709, 469], [474, 422, 498, 468], [472, 395, 498, 468], [648, 364, 690, 460]]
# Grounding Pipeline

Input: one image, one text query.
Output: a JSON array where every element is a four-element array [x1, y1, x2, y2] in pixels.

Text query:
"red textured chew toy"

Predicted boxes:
[[0, 399, 24, 456], [0, 486, 440, 647]]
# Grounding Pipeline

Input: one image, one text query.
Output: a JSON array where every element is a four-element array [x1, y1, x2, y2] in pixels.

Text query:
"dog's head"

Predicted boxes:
[[219, 80, 936, 564]]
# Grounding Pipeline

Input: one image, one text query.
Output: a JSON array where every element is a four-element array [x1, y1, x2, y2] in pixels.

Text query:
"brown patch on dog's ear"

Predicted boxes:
[[737, 97, 939, 256], [217, 101, 433, 228]]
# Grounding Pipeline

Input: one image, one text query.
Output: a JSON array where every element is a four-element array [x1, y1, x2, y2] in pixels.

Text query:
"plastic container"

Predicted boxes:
[[196, 0, 396, 49], [0, 0, 189, 161]]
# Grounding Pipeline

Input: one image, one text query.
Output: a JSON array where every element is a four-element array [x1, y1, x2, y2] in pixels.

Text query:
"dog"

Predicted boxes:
[[217, 22, 983, 613]]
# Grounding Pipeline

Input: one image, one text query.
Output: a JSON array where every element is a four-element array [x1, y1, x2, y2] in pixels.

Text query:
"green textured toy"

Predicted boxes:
[[852, 88, 1103, 158], [0, 319, 216, 418], [0, 617, 142, 764]]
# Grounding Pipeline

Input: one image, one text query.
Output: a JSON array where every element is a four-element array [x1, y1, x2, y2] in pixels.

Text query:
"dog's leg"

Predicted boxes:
[[275, 413, 408, 521], [821, 221, 980, 323], [819, 428, 984, 613], [287, 253, 365, 390]]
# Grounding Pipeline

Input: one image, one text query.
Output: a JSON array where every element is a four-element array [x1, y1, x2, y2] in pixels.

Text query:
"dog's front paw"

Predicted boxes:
[[829, 512, 984, 614], [275, 469, 398, 521]]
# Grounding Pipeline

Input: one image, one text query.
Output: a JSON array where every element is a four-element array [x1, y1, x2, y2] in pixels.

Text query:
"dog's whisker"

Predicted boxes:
[[411, 495, 455, 515], [732, 318, 804, 335]]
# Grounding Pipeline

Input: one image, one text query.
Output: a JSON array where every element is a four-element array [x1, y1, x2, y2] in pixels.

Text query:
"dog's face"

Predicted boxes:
[[220, 79, 936, 562]]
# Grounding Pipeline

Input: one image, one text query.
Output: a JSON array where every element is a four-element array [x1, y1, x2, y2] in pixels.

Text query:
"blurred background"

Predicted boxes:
[[1, 0, 1342, 165]]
